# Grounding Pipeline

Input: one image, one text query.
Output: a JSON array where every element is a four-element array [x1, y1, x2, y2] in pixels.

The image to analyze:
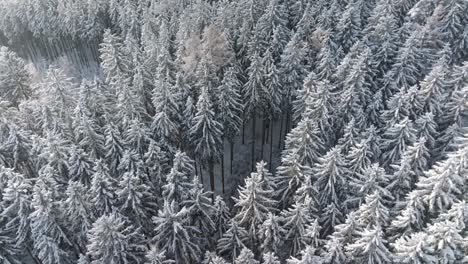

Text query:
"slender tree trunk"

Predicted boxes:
[[261, 118, 266, 160], [209, 159, 215, 202], [242, 117, 245, 144], [26, 246, 42, 264], [195, 158, 199, 176], [278, 113, 284, 149], [199, 160, 204, 185], [265, 119, 270, 144], [230, 140, 234, 176], [221, 146, 225, 194], [251, 112, 256, 171], [285, 106, 291, 145], [269, 118, 274, 171]]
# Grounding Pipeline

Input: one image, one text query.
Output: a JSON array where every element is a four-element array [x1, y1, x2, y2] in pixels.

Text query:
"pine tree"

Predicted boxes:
[[0, 46, 31, 107], [217, 220, 249, 261], [190, 86, 223, 195], [87, 214, 145, 264]]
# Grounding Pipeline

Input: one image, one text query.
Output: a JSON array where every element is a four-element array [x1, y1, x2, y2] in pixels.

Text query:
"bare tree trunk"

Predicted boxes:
[[199, 160, 204, 185], [230, 140, 234, 176], [242, 111, 246, 144], [278, 113, 284, 149], [221, 147, 225, 194], [251, 112, 256, 172], [209, 159, 215, 202], [261, 118, 266, 160], [269, 118, 274, 171]]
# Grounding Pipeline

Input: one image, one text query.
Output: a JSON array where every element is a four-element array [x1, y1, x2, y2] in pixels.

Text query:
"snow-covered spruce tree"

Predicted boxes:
[[258, 212, 284, 256], [381, 86, 423, 126], [185, 176, 216, 246], [68, 146, 95, 186], [89, 159, 117, 216], [217, 66, 243, 189], [62, 180, 93, 253], [348, 163, 391, 207], [286, 245, 323, 264], [86, 213, 145, 264], [151, 76, 180, 148], [190, 86, 223, 196], [387, 137, 430, 201], [280, 199, 313, 257], [243, 51, 268, 170], [335, 1, 362, 54], [117, 168, 156, 231], [153, 201, 200, 263], [0, 46, 31, 108], [0, 171, 32, 254], [217, 219, 249, 261], [30, 181, 71, 264], [73, 103, 105, 159], [202, 251, 229, 264], [380, 117, 417, 167], [354, 190, 391, 229], [104, 122, 124, 175], [315, 33, 340, 81], [261, 252, 281, 264], [345, 225, 392, 263], [415, 112, 439, 150], [233, 169, 276, 248], [145, 246, 173, 264], [0, 224, 21, 264], [313, 146, 346, 234], [235, 247, 258, 264], [162, 152, 194, 208], [275, 152, 313, 207], [278, 33, 308, 133], [99, 29, 132, 85], [392, 232, 435, 264], [213, 196, 231, 238], [321, 236, 347, 264]]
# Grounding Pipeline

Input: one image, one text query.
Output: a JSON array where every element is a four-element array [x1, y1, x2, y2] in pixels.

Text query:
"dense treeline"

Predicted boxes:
[[1, 0, 468, 263]]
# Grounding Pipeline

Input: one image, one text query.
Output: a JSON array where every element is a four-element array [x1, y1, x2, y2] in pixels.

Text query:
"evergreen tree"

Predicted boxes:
[[258, 212, 284, 255], [217, 220, 249, 261], [89, 159, 117, 216], [280, 200, 313, 256], [190, 86, 223, 195], [233, 170, 276, 246], [87, 214, 145, 264], [235, 247, 258, 264], [345, 226, 392, 264], [145, 246, 173, 264], [380, 117, 417, 167], [261, 252, 281, 264], [153, 202, 200, 263], [0, 47, 31, 107]]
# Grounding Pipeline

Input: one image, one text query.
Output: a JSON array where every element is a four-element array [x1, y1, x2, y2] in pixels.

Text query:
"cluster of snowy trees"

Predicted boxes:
[[1, 0, 468, 263]]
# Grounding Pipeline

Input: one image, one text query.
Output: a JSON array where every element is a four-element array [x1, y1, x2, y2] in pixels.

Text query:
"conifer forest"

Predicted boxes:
[[1, 0, 468, 263]]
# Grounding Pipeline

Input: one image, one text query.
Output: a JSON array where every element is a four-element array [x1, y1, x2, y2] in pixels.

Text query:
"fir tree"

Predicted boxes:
[[235, 247, 258, 264], [258, 212, 284, 256], [217, 220, 249, 261], [345, 226, 392, 264]]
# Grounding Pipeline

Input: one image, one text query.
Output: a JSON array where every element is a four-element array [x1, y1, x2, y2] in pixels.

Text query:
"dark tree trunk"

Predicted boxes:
[[208, 159, 215, 202], [278, 113, 284, 149], [221, 148, 225, 194], [230, 140, 234, 176], [199, 160, 204, 185], [261, 118, 266, 160], [269, 118, 274, 171], [242, 112, 246, 144], [251, 112, 256, 172]]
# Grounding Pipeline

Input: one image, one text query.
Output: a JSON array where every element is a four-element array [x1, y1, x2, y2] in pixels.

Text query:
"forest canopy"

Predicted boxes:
[[1, 0, 468, 263]]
